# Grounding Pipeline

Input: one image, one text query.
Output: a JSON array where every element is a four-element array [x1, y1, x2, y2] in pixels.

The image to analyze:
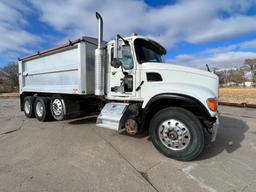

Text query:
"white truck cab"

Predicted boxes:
[[19, 12, 219, 161]]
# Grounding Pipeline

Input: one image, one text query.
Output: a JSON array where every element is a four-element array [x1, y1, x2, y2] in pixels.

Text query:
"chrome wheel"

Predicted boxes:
[[158, 119, 191, 151], [24, 100, 31, 114], [52, 99, 63, 116], [36, 101, 44, 117]]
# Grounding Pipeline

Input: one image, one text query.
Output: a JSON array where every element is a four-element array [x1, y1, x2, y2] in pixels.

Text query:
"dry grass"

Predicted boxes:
[[219, 87, 256, 104], [0, 92, 19, 97], [1, 89, 256, 104]]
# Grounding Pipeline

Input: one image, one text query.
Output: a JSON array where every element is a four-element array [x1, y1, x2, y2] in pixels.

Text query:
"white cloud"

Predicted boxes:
[[168, 38, 256, 69], [0, 26, 40, 53], [1, 0, 256, 67], [0, 0, 41, 59], [186, 15, 256, 43], [240, 39, 256, 49], [169, 51, 256, 69], [29, 0, 256, 48], [207, 45, 238, 54], [204, 39, 256, 55]]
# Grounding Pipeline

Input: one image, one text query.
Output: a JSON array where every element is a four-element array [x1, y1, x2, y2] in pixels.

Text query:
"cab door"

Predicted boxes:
[[109, 44, 136, 97]]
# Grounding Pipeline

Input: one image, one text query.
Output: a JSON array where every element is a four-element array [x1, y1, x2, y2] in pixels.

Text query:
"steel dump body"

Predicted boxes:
[[19, 37, 98, 95]]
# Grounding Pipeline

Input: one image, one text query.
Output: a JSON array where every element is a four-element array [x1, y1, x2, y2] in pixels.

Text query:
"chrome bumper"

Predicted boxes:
[[211, 114, 219, 142]]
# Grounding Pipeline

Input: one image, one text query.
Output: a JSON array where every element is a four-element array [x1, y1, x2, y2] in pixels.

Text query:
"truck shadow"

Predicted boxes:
[[68, 116, 97, 125], [119, 130, 149, 139], [198, 115, 249, 160], [68, 115, 150, 138], [68, 114, 249, 160]]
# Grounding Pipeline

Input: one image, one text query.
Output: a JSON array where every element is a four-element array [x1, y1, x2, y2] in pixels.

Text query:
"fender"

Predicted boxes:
[[140, 93, 212, 131]]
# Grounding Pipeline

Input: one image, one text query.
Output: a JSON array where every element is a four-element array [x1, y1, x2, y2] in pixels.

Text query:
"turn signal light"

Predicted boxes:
[[207, 98, 218, 112]]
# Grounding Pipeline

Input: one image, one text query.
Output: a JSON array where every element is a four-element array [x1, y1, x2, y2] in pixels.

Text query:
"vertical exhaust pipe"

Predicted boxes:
[[95, 12, 105, 95], [96, 12, 103, 49]]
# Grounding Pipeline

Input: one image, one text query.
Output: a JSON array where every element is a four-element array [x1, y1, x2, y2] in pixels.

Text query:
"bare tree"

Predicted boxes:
[[215, 70, 225, 85], [223, 70, 232, 84], [243, 58, 256, 84], [0, 63, 19, 91], [230, 69, 244, 85]]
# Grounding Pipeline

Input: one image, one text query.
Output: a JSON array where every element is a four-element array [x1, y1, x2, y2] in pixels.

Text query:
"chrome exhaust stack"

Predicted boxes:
[[95, 12, 105, 96]]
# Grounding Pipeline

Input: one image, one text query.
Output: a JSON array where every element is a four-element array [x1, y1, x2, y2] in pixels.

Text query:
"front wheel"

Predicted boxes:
[[149, 107, 204, 161]]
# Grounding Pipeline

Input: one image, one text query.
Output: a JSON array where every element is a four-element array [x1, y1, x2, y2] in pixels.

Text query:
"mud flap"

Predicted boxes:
[[96, 102, 129, 131]]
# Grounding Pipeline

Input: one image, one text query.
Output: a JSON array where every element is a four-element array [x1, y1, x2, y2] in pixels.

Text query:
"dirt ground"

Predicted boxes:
[[219, 87, 256, 104], [0, 92, 19, 97]]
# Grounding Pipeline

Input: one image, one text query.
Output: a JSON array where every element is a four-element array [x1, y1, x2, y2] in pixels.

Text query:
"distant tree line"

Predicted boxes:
[[0, 63, 18, 93], [215, 58, 256, 87]]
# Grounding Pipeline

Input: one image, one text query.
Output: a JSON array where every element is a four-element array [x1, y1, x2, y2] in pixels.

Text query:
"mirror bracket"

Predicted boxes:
[[111, 58, 122, 68], [114, 35, 122, 59]]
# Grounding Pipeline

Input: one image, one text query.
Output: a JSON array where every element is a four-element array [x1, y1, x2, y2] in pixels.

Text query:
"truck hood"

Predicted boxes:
[[141, 62, 218, 80], [140, 62, 219, 105]]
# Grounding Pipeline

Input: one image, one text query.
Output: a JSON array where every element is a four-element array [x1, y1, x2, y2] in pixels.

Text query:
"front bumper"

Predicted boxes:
[[211, 114, 219, 142]]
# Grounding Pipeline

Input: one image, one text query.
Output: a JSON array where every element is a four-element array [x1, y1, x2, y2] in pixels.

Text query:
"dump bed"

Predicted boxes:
[[19, 37, 98, 95]]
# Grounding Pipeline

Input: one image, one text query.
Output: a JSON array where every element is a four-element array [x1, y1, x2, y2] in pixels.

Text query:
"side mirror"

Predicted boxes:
[[111, 58, 122, 68], [114, 35, 122, 59]]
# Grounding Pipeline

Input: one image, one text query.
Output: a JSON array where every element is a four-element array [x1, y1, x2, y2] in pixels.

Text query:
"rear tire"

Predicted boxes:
[[50, 95, 65, 121], [149, 107, 204, 161], [23, 96, 35, 118], [34, 97, 51, 122]]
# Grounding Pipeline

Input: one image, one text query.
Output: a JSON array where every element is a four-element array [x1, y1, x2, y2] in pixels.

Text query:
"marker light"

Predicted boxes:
[[207, 98, 218, 112]]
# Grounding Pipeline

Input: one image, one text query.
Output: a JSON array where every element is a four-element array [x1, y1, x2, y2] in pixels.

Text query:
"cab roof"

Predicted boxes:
[[107, 35, 167, 55]]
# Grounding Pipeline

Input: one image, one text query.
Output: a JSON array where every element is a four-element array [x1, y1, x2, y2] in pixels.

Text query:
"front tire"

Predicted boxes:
[[149, 107, 204, 161]]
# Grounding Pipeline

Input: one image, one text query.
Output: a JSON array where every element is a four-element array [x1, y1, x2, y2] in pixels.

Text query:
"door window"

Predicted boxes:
[[120, 45, 133, 70]]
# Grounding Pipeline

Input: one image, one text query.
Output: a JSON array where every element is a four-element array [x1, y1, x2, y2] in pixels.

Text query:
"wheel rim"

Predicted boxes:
[[24, 100, 30, 114], [52, 99, 62, 116], [36, 101, 44, 117], [158, 119, 191, 151]]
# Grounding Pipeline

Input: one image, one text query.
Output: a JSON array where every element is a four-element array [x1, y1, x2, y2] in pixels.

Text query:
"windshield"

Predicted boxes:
[[134, 39, 164, 64]]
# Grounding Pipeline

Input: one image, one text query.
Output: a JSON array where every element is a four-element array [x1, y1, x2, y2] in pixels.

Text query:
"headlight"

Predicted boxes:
[[207, 98, 218, 112]]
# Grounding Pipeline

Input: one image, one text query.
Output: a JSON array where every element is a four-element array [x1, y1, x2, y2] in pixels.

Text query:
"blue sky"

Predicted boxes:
[[1, 0, 256, 69]]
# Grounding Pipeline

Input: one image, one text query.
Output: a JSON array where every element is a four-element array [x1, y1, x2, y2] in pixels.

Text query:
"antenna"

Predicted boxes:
[[206, 64, 211, 72]]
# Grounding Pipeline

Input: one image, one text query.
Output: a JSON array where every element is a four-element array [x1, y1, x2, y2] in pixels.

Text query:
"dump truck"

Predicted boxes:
[[19, 12, 219, 160]]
